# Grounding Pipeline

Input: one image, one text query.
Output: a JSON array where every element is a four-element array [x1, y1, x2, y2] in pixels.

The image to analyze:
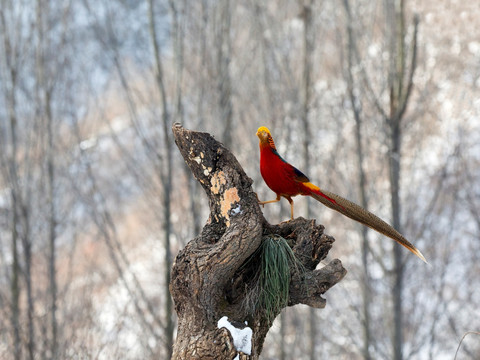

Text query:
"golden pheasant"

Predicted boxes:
[[256, 126, 427, 262]]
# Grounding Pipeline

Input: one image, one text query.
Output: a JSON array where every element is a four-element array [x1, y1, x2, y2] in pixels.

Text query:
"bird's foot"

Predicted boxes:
[[255, 192, 266, 208]]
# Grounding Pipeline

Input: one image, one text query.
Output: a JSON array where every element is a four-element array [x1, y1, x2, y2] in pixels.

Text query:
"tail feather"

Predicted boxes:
[[308, 187, 427, 263]]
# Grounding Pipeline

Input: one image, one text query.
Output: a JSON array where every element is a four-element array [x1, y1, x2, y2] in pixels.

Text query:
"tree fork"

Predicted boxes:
[[170, 124, 346, 359]]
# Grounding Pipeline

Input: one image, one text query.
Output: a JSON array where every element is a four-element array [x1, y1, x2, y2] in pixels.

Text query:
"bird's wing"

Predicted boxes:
[[292, 167, 310, 183], [270, 148, 310, 183]]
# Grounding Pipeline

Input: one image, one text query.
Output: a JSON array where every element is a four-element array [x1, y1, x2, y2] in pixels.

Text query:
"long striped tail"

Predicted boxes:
[[304, 184, 427, 263]]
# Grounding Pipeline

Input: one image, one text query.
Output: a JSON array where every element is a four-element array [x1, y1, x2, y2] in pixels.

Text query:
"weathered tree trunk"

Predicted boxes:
[[170, 124, 346, 359]]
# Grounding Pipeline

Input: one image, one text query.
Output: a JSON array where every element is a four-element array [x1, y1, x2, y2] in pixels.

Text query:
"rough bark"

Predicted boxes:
[[170, 124, 347, 359]]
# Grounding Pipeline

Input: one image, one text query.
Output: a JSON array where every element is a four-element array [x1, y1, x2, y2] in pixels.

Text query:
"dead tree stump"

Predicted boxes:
[[170, 124, 346, 359]]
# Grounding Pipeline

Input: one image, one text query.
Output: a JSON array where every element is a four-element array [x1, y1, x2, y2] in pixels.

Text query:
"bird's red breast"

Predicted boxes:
[[256, 127, 310, 197]]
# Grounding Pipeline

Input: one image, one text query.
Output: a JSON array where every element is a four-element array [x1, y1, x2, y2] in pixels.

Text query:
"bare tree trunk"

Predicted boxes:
[[147, 0, 174, 356], [386, 2, 418, 359], [4, 30, 35, 359], [299, 2, 317, 359], [300, 0, 313, 219], [8, 122, 34, 359], [357, 121, 371, 360], [10, 194, 21, 360], [170, 0, 202, 238], [35, 0, 58, 356], [0, 6, 22, 357], [252, 1, 276, 121], [215, 0, 233, 148], [342, 1, 372, 358], [47, 93, 58, 360], [169, 0, 185, 126], [197, 0, 208, 130], [170, 124, 346, 359], [390, 119, 404, 360], [389, 1, 404, 356], [21, 205, 34, 360]]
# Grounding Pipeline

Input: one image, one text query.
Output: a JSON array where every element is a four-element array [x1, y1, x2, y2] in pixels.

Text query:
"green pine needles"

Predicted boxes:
[[243, 234, 304, 324]]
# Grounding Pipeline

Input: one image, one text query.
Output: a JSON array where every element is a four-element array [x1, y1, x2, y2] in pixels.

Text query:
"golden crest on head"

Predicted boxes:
[[256, 126, 271, 141], [256, 126, 276, 149], [256, 126, 271, 135]]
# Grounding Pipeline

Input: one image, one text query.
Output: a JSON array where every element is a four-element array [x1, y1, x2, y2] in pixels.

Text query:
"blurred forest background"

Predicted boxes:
[[1, 0, 479, 359]]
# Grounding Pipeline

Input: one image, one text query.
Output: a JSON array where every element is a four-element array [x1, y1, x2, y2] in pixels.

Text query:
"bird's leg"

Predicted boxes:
[[285, 196, 294, 220], [258, 194, 281, 208]]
